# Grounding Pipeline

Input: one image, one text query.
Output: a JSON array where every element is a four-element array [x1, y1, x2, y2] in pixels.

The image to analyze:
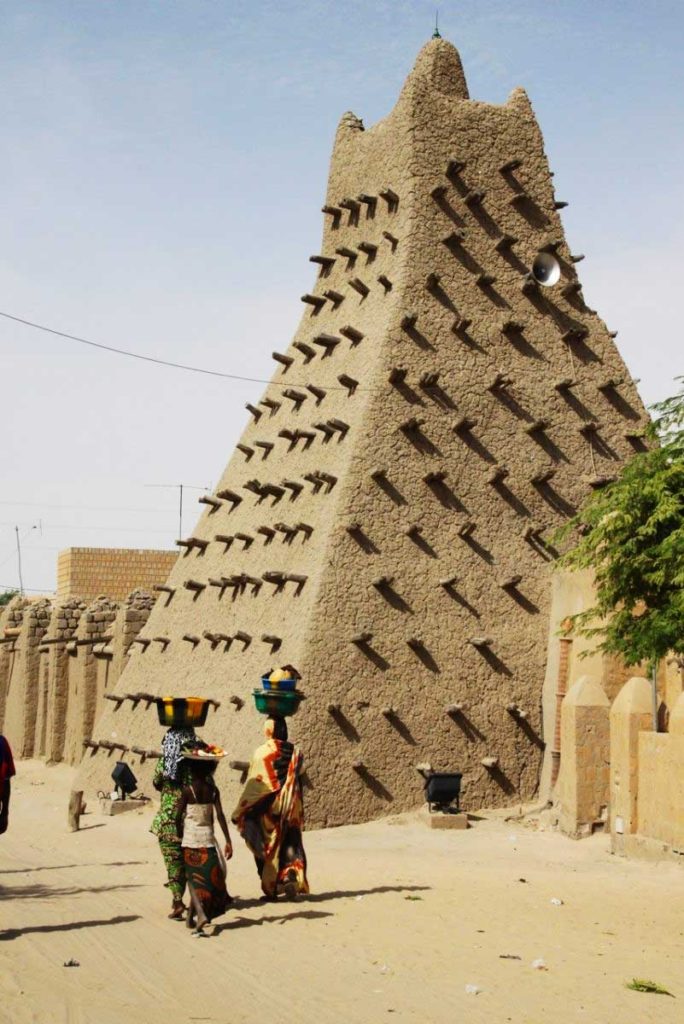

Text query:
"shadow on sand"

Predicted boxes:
[[0, 914, 141, 942]]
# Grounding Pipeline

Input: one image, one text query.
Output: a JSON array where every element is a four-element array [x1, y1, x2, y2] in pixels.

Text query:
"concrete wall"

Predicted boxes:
[[57, 548, 176, 602]]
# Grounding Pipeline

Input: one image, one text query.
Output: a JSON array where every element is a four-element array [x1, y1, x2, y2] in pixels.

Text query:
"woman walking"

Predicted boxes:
[[150, 727, 196, 919], [176, 756, 232, 935], [232, 716, 309, 901]]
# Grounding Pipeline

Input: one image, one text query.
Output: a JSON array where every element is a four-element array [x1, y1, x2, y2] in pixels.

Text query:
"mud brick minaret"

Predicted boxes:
[[75, 37, 648, 825]]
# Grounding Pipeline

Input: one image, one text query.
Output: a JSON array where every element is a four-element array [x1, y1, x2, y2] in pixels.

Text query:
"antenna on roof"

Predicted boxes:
[[433, 9, 441, 38]]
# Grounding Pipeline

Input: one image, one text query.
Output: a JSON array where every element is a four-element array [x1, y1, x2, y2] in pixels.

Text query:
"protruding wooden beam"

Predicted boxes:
[[500, 157, 522, 173], [464, 188, 485, 206], [337, 374, 358, 395], [312, 333, 340, 353], [293, 341, 316, 363], [183, 579, 206, 593], [301, 293, 326, 311], [153, 583, 176, 595], [309, 255, 335, 271], [216, 489, 242, 508], [487, 465, 509, 484], [306, 384, 327, 403], [259, 396, 281, 414], [323, 289, 345, 308], [382, 231, 398, 250], [339, 197, 360, 216], [446, 158, 466, 177], [335, 245, 357, 264], [281, 479, 304, 497], [377, 275, 392, 292], [338, 326, 363, 348], [283, 388, 307, 409], [236, 444, 254, 460], [272, 351, 294, 370], [349, 278, 370, 298], [198, 495, 222, 512], [182, 634, 201, 646], [357, 193, 377, 213], [213, 534, 234, 550], [358, 241, 378, 259], [495, 234, 518, 252], [321, 205, 342, 227], [379, 187, 398, 209]]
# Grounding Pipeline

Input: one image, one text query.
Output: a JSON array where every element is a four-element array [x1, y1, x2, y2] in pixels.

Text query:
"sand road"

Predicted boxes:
[[0, 760, 681, 1024]]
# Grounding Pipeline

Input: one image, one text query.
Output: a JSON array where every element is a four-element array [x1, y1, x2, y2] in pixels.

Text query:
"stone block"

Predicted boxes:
[[427, 812, 469, 830]]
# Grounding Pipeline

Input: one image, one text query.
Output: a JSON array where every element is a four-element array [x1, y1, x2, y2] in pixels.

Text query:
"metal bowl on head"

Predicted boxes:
[[156, 697, 211, 728]]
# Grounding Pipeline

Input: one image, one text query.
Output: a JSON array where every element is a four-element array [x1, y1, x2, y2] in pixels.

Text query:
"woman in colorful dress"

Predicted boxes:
[[150, 727, 196, 919], [176, 755, 232, 936], [232, 716, 309, 901]]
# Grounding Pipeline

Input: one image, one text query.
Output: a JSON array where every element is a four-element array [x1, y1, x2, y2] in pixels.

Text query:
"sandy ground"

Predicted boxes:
[[0, 761, 682, 1024]]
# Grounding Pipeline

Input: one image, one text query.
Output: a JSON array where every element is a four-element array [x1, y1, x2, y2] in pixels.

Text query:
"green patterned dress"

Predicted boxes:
[[151, 757, 192, 900]]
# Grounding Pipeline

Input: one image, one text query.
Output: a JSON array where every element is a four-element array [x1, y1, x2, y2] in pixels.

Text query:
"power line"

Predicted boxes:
[[0, 500, 175, 513], [0, 523, 176, 534], [0, 309, 372, 391], [0, 582, 52, 594]]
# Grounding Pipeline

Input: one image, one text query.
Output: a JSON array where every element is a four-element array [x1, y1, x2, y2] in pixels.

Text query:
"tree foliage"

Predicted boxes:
[[557, 378, 684, 667], [0, 589, 18, 607]]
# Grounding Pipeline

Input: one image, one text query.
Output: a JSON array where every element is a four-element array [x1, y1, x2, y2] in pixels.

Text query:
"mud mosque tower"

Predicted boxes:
[[75, 36, 648, 825]]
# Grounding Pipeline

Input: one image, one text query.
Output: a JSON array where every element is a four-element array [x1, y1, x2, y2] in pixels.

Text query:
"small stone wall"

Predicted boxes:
[[554, 670, 684, 862]]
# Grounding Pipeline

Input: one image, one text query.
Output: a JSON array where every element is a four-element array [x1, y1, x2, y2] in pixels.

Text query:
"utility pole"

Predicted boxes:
[[15, 526, 24, 596], [144, 483, 211, 541]]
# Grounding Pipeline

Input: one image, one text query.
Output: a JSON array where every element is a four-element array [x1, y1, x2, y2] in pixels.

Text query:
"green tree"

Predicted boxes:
[[557, 378, 684, 669], [0, 589, 18, 607]]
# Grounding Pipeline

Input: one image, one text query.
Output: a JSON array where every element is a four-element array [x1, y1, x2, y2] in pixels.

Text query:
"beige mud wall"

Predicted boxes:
[[1, 598, 52, 757], [62, 597, 119, 766], [74, 38, 649, 826], [0, 591, 155, 767]]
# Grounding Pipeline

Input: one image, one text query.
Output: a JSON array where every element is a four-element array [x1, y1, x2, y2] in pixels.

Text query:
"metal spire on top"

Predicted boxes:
[[432, 9, 441, 38]]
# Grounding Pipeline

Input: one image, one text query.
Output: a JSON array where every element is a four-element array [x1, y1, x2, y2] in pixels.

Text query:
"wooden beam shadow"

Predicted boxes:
[[448, 709, 486, 741], [330, 709, 360, 742], [355, 767, 393, 802]]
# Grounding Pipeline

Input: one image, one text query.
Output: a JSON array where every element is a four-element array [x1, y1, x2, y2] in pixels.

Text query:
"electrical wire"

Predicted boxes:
[[0, 500, 175, 513], [0, 309, 373, 391], [0, 583, 52, 594]]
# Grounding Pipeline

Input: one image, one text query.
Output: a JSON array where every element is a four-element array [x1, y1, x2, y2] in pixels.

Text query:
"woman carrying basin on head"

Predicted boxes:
[[232, 716, 309, 901]]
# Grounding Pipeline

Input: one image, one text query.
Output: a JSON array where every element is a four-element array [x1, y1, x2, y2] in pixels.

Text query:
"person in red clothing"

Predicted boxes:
[[0, 734, 16, 835]]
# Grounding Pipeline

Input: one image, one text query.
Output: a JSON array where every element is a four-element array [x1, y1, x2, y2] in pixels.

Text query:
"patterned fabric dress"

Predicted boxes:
[[232, 729, 309, 899], [181, 800, 230, 922], [151, 754, 193, 900]]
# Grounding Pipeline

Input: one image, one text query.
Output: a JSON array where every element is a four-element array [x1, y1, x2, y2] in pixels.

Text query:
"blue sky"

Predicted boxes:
[[1, 0, 682, 592]]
